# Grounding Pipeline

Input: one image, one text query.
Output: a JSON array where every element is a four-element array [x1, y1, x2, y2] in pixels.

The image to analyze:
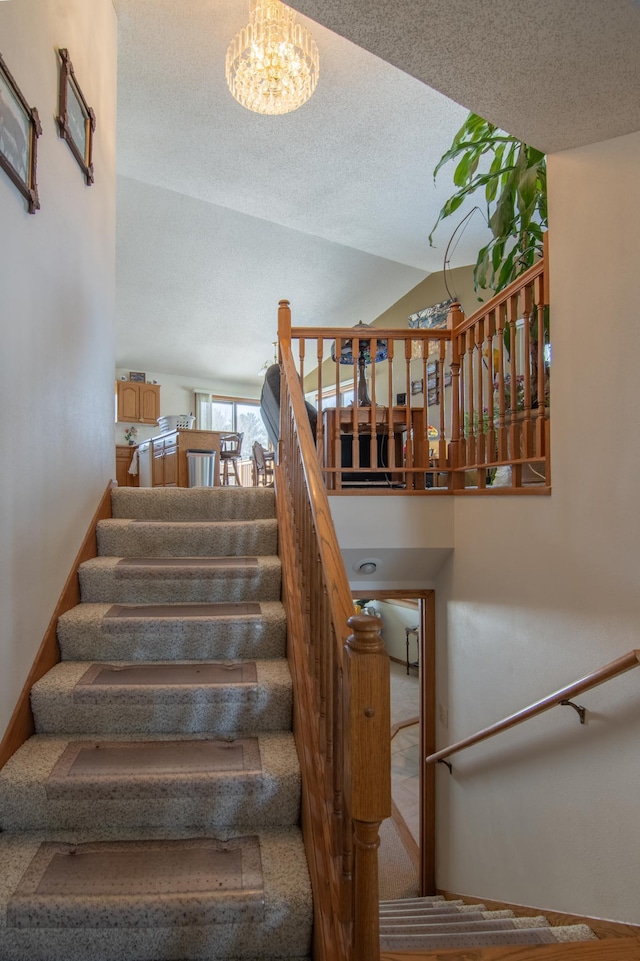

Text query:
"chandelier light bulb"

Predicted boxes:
[[226, 0, 319, 116]]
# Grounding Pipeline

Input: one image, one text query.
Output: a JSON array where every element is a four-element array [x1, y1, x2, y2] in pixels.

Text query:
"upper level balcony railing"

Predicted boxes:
[[277, 237, 550, 495]]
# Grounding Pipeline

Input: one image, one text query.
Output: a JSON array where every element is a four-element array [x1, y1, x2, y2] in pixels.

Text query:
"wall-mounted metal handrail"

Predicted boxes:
[[426, 649, 640, 764]]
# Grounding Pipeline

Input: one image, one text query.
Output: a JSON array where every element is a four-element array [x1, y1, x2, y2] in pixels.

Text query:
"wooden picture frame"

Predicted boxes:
[[57, 48, 95, 185], [0, 52, 42, 214], [411, 379, 423, 396], [426, 362, 439, 405], [129, 371, 146, 383]]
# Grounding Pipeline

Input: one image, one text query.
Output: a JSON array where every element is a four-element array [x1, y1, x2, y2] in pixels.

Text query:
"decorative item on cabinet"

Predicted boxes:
[[124, 425, 138, 446], [115, 380, 160, 424]]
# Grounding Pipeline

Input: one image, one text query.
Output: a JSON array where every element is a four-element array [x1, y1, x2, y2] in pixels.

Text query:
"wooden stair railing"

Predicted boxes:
[[427, 648, 640, 764], [423, 649, 640, 896], [276, 300, 391, 961]]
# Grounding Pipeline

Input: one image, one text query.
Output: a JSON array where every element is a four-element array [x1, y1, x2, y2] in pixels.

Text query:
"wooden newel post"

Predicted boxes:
[[344, 614, 391, 961]]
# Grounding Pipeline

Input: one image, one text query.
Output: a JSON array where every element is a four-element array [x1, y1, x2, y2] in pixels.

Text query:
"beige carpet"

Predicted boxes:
[[378, 817, 419, 901]]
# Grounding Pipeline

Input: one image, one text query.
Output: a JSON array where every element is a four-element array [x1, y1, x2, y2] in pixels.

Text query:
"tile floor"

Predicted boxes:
[[389, 660, 420, 844]]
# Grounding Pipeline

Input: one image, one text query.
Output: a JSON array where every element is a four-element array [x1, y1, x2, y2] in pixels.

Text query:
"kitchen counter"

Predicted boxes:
[[137, 429, 227, 488]]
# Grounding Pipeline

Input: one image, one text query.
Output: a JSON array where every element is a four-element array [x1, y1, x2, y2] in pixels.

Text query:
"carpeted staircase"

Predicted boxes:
[[0, 487, 312, 961], [379, 895, 597, 952]]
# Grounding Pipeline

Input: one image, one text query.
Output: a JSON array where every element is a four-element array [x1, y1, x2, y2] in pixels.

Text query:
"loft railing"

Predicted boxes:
[[282, 235, 549, 494], [276, 300, 391, 961], [448, 235, 550, 492]]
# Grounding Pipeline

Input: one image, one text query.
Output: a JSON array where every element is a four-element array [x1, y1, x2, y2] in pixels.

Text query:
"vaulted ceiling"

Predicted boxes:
[[114, 0, 640, 388]]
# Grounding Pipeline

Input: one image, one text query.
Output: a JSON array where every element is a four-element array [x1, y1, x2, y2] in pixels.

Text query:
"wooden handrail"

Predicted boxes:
[[290, 326, 451, 341], [427, 649, 640, 764], [452, 257, 545, 338], [277, 299, 391, 961]]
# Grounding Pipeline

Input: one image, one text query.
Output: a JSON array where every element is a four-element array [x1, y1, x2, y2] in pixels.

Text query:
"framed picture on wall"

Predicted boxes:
[[129, 371, 146, 383], [0, 52, 42, 213], [426, 362, 439, 405], [57, 48, 95, 185]]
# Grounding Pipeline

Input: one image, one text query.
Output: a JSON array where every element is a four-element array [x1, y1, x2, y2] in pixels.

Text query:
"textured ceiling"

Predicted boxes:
[[114, 0, 491, 384], [114, 0, 640, 385], [287, 0, 640, 154]]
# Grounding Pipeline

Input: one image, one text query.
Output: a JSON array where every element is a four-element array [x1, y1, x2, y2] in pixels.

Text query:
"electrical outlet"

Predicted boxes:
[[438, 703, 448, 728]]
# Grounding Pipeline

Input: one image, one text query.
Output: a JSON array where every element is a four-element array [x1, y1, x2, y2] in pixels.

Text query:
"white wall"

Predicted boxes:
[[435, 130, 640, 922], [367, 600, 420, 664], [0, 0, 117, 737]]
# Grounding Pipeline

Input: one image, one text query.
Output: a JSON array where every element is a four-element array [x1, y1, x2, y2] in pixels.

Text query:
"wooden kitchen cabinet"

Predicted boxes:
[[115, 445, 139, 488], [152, 433, 178, 487], [115, 381, 160, 424], [162, 437, 178, 486], [148, 429, 223, 487]]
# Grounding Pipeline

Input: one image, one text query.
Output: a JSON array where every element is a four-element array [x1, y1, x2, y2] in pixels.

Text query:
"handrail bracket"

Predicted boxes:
[[560, 698, 586, 724], [437, 758, 453, 774]]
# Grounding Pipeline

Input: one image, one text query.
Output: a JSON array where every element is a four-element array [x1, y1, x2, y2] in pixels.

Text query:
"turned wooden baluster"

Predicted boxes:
[[369, 339, 378, 469], [333, 623, 345, 857], [521, 282, 535, 460], [474, 318, 486, 484], [316, 338, 324, 461], [420, 337, 429, 489], [465, 328, 475, 470], [486, 310, 497, 467], [349, 338, 359, 479], [447, 303, 464, 490], [344, 614, 391, 961], [334, 342, 342, 489], [506, 292, 521, 485], [534, 271, 547, 462], [495, 303, 508, 463], [404, 337, 413, 482], [386, 341, 395, 469], [438, 339, 447, 474], [299, 337, 305, 391]]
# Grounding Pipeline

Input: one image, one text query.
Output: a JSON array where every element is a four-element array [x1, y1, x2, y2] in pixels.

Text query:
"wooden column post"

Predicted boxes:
[[344, 614, 391, 961]]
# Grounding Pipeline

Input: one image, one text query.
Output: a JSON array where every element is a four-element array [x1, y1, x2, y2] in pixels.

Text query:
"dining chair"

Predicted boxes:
[[219, 432, 244, 486], [252, 441, 275, 486]]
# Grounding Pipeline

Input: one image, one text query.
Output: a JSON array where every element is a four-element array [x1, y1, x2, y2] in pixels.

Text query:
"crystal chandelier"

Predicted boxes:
[[225, 0, 319, 116]]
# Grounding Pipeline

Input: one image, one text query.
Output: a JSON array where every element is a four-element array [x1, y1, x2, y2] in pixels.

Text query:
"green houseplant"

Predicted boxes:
[[429, 112, 547, 294]]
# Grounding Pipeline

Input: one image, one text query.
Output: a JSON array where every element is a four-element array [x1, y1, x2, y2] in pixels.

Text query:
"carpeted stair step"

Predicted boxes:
[[381, 909, 515, 925], [380, 899, 473, 913], [30, 660, 292, 735], [0, 826, 312, 961], [380, 915, 550, 935], [380, 924, 597, 951], [111, 487, 276, 522], [78, 556, 281, 604], [0, 732, 300, 831], [57, 601, 287, 661], [96, 518, 278, 558], [380, 896, 446, 904]]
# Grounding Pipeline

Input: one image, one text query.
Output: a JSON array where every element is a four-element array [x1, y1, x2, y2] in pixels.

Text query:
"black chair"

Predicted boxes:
[[260, 364, 317, 450]]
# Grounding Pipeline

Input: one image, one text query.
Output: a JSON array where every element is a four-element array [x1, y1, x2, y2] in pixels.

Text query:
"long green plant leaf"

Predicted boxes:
[[430, 112, 548, 294]]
